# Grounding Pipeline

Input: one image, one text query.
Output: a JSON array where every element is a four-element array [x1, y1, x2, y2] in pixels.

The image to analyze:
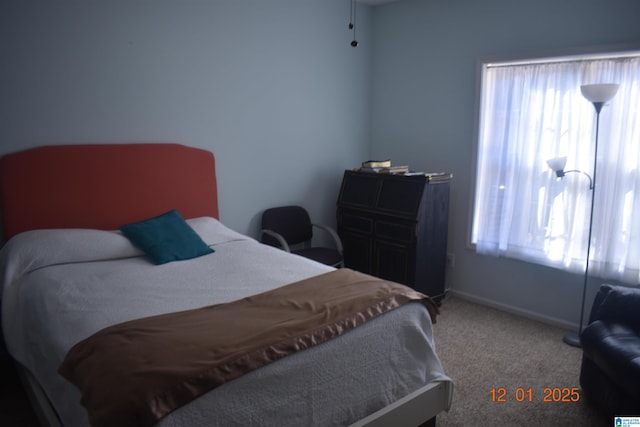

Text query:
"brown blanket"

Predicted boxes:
[[58, 268, 438, 427]]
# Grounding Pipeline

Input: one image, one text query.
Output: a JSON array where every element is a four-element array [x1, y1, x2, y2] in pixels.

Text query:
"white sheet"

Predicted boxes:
[[1, 217, 450, 426]]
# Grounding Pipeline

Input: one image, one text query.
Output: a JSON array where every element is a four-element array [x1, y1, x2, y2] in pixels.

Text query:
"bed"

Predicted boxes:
[[0, 143, 452, 427]]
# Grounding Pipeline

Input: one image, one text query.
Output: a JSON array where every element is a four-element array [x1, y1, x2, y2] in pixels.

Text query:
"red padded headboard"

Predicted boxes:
[[0, 143, 219, 241]]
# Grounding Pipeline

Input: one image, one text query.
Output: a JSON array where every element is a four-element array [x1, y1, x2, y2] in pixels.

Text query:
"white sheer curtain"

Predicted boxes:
[[472, 55, 640, 284]]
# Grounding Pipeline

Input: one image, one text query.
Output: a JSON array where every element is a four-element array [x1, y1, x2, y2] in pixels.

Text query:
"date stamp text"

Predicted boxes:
[[490, 387, 580, 403]]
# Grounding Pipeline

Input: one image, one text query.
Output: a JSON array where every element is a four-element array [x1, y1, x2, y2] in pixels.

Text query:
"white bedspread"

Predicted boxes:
[[1, 217, 450, 426]]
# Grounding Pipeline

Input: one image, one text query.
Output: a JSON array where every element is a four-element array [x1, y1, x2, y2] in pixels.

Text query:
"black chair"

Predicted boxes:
[[261, 205, 343, 268], [579, 284, 640, 416]]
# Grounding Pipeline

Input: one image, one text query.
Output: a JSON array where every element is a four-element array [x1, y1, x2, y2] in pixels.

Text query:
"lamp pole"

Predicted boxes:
[[562, 105, 599, 347], [562, 84, 618, 348]]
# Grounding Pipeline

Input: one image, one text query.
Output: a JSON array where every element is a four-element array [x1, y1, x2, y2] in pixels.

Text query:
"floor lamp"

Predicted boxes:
[[547, 83, 619, 348]]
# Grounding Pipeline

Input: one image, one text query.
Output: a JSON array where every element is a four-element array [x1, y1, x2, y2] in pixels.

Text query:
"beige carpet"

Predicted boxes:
[[431, 296, 611, 426]]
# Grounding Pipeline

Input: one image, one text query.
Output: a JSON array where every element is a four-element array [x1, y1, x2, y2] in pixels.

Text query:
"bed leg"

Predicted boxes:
[[419, 416, 436, 427]]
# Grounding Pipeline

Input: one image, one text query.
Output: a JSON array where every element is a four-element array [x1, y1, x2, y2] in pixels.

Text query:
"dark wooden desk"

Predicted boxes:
[[336, 170, 451, 301]]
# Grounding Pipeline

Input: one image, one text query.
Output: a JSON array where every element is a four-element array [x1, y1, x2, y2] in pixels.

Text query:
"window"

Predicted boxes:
[[471, 51, 640, 284]]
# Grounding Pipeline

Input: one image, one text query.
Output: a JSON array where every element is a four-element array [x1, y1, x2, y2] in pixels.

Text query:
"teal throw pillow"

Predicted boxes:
[[119, 209, 214, 264]]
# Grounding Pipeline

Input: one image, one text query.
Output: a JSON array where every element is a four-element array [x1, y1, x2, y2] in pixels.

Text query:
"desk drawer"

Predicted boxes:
[[339, 213, 373, 234], [375, 221, 415, 242]]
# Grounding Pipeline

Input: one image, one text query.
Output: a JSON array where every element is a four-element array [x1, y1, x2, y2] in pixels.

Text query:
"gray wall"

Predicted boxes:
[[3, 0, 640, 328], [0, 0, 373, 236], [370, 0, 640, 328]]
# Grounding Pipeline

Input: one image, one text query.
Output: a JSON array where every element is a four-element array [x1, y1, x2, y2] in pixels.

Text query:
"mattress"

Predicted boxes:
[[0, 217, 450, 426]]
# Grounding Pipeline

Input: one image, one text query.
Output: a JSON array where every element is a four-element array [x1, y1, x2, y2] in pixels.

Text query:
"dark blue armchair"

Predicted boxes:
[[580, 284, 640, 415]]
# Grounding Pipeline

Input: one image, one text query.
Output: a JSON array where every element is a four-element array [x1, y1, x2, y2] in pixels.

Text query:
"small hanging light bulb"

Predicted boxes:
[[349, 0, 358, 47]]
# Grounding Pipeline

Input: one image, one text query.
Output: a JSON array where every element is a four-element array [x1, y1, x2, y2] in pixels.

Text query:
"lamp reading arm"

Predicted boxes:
[[558, 169, 594, 190]]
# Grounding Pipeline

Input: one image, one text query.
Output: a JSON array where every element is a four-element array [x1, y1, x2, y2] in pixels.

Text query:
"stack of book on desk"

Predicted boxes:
[[359, 159, 409, 174]]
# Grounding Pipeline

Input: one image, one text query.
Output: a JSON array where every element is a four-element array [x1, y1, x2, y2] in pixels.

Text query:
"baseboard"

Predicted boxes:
[[447, 289, 577, 331]]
